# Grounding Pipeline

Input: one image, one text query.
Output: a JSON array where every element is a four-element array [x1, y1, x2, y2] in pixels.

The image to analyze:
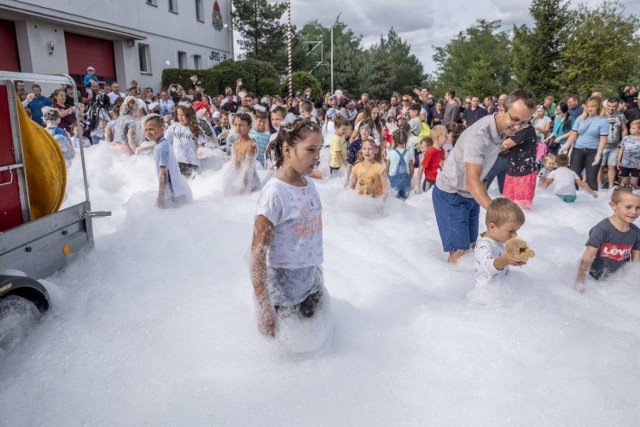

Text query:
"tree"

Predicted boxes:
[[512, 0, 570, 97], [362, 28, 425, 99], [432, 20, 513, 98], [287, 71, 322, 99], [559, 1, 640, 97], [232, 0, 288, 70]]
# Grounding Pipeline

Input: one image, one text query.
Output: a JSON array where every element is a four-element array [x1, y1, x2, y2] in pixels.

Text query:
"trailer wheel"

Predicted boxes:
[[0, 295, 41, 355]]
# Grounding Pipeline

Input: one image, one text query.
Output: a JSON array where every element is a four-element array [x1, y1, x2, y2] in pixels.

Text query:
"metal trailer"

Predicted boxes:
[[0, 72, 109, 344]]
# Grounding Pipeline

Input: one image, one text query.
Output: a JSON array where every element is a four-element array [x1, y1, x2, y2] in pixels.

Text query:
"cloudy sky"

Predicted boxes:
[[234, 0, 640, 75]]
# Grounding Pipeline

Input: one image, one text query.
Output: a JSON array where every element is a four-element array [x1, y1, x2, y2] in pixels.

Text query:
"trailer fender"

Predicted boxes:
[[0, 275, 49, 313]]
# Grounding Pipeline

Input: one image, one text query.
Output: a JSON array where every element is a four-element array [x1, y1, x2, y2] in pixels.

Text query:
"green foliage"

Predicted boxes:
[[285, 71, 322, 99], [559, 1, 640, 98], [361, 28, 425, 99], [256, 78, 281, 97], [511, 0, 570, 97], [161, 68, 221, 95], [232, 0, 288, 71], [432, 20, 513, 98], [211, 59, 257, 93]]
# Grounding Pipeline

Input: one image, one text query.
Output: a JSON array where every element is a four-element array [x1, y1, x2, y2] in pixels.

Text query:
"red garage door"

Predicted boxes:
[[0, 19, 21, 72], [64, 32, 116, 87]]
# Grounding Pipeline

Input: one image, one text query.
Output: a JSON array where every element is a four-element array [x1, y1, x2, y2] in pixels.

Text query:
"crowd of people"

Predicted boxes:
[[15, 67, 640, 336]]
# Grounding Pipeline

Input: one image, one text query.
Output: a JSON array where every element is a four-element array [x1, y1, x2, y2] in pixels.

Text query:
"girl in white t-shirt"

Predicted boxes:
[[250, 119, 324, 337], [164, 102, 207, 177]]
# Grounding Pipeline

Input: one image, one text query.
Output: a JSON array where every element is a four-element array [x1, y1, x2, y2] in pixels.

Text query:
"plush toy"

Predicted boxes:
[[505, 237, 535, 263]]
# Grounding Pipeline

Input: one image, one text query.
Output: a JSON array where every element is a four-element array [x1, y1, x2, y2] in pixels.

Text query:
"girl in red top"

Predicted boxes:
[[415, 125, 446, 193]]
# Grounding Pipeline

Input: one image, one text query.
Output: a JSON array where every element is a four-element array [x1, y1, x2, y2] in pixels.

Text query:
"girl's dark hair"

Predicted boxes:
[[393, 129, 408, 146], [175, 104, 203, 138], [266, 118, 321, 169], [446, 122, 464, 146], [557, 101, 572, 132]]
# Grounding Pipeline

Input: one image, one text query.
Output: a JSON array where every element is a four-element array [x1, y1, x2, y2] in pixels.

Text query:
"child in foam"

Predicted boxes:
[[385, 128, 414, 200], [230, 112, 260, 193], [143, 114, 192, 209], [542, 154, 598, 202], [164, 102, 207, 178], [576, 186, 640, 292], [349, 137, 388, 198], [250, 119, 325, 337], [474, 198, 532, 289], [42, 107, 75, 167], [415, 125, 447, 194], [537, 154, 556, 182]]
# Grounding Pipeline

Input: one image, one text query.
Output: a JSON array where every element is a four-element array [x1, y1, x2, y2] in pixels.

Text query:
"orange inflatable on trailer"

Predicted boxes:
[[15, 100, 66, 219]]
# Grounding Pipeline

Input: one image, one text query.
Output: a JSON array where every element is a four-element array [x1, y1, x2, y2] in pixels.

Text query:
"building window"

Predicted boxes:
[[139, 44, 151, 74], [146, 0, 157, 5], [195, 0, 204, 22], [178, 51, 187, 69], [194, 55, 202, 70], [169, 0, 178, 13]]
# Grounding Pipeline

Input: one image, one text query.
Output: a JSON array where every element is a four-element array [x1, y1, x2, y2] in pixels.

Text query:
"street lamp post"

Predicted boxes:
[[330, 11, 341, 95]]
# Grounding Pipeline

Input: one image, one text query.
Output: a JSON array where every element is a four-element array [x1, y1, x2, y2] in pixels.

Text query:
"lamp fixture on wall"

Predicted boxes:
[[126, 39, 135, 48], [48, 40, 54, 55]]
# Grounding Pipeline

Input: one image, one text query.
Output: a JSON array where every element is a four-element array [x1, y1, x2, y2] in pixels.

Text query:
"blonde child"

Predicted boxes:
[[143, 114, 192, 208], [415, 125, 446, 193], [538, 154, 557, 182], [42, 107, 75, 167], [164, 102, 207, 177], [250, 119, 325, 336], [616, 119, 640, 187], [329, 115, 349, 175], [474, 198, 528, 288], [543, 154, 597, 202], [385, 129, 414, 200], [576, 186, 640, 292], [349, 138, 387, 198]]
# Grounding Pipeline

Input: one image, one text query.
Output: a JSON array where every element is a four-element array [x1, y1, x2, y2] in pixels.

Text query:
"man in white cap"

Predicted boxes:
[[83, 66, 98, 88]]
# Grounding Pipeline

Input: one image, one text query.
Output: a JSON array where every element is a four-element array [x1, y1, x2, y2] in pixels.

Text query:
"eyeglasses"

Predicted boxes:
[[506, 110, 530, 128], [402, 98, 410, 102]]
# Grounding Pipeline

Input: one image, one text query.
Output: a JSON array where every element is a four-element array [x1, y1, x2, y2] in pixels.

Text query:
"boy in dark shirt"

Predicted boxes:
[[576, 186, 640, 292]]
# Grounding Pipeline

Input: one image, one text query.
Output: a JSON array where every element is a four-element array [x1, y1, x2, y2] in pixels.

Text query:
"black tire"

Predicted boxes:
[[0, 295, 41, 355]]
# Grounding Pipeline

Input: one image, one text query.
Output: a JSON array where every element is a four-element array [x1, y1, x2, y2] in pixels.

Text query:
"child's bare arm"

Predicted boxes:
[[577, 179, 597, 198], [542, 177, 553, 189], [409, 159, 414, 180], [349, 172, 357, 190], [250, 215, 276, 336], [414, 166, 424, 192], [157, 166, 169, 208], [632, 250, 640, 263], [576, 246, 598, 292]]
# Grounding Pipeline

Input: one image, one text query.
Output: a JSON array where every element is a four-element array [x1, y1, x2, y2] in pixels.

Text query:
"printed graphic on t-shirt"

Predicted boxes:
[[599, 243, 632, 261]]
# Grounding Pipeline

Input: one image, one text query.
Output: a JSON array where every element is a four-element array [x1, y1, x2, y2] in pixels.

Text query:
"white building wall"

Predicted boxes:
[[0, 0, 233, 90]]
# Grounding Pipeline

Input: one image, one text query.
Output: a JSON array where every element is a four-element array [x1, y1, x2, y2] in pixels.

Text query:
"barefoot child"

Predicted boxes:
[[542, 154, 597, 202], [231, 112, 260, 193], [576, 186, 640, 291], [350, 138, 387, 198], [329, 115, 349, 175], [616, 119, 640, 187], [144, 114, 192, 208], [474, 198, 529, 288], [164, 102, 207, 177], [250, 119, 325, 337]]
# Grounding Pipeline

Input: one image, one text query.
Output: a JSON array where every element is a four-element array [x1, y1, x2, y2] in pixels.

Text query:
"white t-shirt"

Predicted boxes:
[[546, 167, 580, 196], [474, 236, 509, 288], [256, 177, 323, 269], [164, 122, 207, 166]]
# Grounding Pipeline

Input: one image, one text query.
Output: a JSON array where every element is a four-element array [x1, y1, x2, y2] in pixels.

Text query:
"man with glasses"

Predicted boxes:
[[443, 91, 460, 126], [433, 89, 537, 263]]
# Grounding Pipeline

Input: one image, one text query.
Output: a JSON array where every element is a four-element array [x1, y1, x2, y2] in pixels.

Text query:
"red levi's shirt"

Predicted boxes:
[[421, 146, 446, 181]]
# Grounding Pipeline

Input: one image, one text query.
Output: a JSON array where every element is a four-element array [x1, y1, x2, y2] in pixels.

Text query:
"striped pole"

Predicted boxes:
[[287, 0, 292, 98]]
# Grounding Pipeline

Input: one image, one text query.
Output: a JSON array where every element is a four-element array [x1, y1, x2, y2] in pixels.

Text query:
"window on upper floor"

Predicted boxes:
[[196, 0, 204, 22], [146, 0, 157, 6], [169, 0, 178, 13]]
